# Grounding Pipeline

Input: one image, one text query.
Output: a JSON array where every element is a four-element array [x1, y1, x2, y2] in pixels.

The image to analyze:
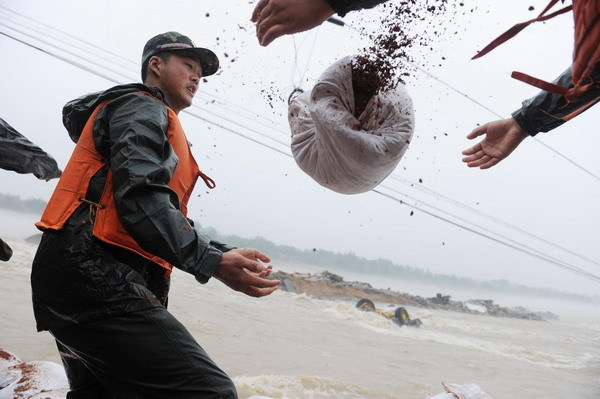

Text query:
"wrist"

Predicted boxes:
[[320, 0, 335, 17], [508, 117, 528, 140]]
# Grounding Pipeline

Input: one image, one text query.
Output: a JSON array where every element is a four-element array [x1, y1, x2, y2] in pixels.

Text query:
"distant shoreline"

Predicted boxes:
[[271, 270, 559, 321]]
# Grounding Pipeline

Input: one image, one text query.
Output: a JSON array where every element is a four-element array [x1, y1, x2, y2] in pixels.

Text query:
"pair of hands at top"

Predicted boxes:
[[214, 247, 281, 297]]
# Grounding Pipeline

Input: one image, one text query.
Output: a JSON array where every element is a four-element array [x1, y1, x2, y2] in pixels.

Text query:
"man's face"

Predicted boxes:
[[156, 52, 202, 113]]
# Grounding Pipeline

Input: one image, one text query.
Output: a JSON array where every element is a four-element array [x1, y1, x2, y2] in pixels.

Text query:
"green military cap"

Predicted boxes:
[[142, 31, 219, 77]]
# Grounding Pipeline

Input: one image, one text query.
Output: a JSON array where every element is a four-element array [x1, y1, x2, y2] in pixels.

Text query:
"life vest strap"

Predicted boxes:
[[200, 171, 216, 189], [78, 197, 106, 224], [472, 0, 573, 60]]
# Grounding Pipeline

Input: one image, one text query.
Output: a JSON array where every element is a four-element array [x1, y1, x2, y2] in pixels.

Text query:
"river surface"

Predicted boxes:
[[1, 210, 599, 398]]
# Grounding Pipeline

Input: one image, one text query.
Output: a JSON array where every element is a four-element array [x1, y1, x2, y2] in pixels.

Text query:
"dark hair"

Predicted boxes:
[[141, 52, 172, 83]]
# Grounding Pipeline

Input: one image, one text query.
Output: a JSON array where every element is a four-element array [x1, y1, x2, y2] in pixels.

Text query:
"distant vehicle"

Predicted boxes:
[[356, 298, 422, 328]]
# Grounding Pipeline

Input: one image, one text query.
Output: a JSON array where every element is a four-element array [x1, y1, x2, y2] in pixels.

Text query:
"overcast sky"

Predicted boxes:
[[1, 0, 598, 296]]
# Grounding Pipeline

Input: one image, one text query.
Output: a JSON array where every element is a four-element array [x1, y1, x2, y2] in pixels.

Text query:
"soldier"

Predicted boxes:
[[31, 32, 280, 398]]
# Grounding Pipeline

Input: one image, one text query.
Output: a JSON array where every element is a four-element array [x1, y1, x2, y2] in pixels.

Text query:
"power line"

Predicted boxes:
[[0, 6, 292, 135], [183, 107, 291, 157], [372, 187, 600, 283], [0, 22, 136, 83], [0, 20, 291, 153], [387, 174, 600, 267], [376, 182, 600, 281], [0, 30, 124, 85], [0, 5, 138, 67], [14, 3, 593, 185], [1, 24, 293, 159]]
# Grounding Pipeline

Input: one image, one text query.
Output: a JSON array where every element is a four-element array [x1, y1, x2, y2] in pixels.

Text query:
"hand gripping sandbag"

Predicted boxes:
[[288, 56, 415, 194]]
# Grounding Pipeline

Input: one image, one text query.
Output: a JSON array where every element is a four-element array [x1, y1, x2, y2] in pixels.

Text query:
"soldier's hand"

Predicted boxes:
[[214, 248, 280, 297], [252, 0, 334, 46], [462, 118, 528, 169]]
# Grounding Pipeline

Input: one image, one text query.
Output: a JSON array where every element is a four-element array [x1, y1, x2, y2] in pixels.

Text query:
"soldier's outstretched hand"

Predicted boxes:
[[462, 118, 528, 169]]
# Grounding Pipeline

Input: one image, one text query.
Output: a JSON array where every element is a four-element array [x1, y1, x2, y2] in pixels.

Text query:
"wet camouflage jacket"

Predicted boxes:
[[32, 84, 231, 331]]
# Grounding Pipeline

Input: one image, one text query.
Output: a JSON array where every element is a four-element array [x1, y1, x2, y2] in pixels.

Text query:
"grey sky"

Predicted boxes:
[[0, 0, 598, 296]]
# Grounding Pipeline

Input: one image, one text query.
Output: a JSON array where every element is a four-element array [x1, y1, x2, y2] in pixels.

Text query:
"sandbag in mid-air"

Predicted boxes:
[[288, 55, 415, 195]]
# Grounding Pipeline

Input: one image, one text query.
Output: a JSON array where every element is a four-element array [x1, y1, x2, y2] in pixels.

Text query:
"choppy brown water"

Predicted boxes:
[[1, 210, 599, 398]]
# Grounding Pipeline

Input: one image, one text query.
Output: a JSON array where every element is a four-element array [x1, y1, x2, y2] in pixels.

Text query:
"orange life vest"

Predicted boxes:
[[473, 0, 599, 118], [37, 92, 214, 276]]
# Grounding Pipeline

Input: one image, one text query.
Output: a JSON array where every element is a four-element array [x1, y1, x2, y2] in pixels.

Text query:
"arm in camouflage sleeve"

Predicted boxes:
[[0, 118, 62, 181], [512, 64, 600, 136]]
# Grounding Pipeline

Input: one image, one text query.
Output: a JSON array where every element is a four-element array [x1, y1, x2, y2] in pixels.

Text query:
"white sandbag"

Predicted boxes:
[[0, 372, 19, 399], [427, 382, 493, 399], [442, 383, 493, 399], [288, 55, 415, 194], [0, 348, 68, 399], [428, 393, 456, 399]]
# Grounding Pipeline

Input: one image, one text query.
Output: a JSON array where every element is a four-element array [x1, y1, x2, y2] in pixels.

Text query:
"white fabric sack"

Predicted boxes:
[[427, 383, 493, 399], [0, 348, 68, 399], [288, 55, 415, 194]]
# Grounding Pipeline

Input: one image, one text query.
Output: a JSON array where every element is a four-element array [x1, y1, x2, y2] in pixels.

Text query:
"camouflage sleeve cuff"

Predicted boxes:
[[209, 240, 236, 253], [194, 246, 223, 284], [510, 109, 547, 137], [325, 0, 388, 17]]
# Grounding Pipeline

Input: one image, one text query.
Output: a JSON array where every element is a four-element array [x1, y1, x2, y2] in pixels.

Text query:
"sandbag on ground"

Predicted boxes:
[[428, 382, 493, 399], [0, 348, 68, 399]]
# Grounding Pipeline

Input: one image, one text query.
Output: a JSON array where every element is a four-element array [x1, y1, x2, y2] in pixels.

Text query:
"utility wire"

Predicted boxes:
[[0, 25, 290, 154], [0, 28, 291, 158], [0, 20, 291, 152], [1, 8, 288, 153], [377, 182, 600, 281], [388, 174, 600, 267], [372, 187, 600, 283], [0, 30, 124, 85], [0, 5, 138, 67], [2, 13, 598, 284], [0, 21, 581, 242], [0, 22, 137, 83], [0, 6, 291, 134], [183, 107, 291, 157], [196, 91, 290, 131]]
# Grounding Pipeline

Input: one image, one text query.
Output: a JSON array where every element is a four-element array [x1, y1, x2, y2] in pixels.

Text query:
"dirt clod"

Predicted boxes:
[[352, 1, 463, 94]]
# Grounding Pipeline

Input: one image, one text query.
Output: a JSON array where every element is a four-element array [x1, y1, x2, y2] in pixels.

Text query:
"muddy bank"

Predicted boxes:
[[271, 270, 558, 321]]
